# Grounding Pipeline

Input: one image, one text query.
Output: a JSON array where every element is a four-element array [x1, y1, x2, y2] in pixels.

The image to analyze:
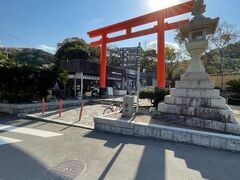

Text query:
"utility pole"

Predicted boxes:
[[136, 42, 141, 113]]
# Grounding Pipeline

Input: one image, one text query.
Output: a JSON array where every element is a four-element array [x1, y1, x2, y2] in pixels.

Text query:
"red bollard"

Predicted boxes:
[[41, 98, 45, 114], [79, 103, 84, 121], [59, 99, 63, 117]]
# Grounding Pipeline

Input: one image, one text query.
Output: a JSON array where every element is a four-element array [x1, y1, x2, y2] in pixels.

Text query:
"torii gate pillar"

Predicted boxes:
[[100, 34, 107, 90], [157, 16, 165, 88]]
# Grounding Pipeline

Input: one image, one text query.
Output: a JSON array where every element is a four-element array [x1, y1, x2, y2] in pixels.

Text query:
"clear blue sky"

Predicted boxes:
[[0, 0, 239, 53]]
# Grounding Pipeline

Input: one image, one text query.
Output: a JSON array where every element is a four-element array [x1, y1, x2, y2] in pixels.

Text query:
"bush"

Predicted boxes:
[[226, 78, 240, 94], [139, 87, 169, 107], [228, 97, 240, 105], [0, 63, 68, 103]]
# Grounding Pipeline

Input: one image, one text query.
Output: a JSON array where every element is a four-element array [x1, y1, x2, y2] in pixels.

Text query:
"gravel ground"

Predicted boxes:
[[31, 104, 110, 127], [27, 99, 152, 127], [27, 99, 240, 129]]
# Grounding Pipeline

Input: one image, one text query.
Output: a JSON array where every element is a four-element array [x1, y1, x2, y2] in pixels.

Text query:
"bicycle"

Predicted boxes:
[[103, 102, 122, 114]]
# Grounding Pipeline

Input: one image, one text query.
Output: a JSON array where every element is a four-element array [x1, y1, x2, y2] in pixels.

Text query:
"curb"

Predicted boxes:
[[94, 116, 240, 152], [18, 113, 94, 130]]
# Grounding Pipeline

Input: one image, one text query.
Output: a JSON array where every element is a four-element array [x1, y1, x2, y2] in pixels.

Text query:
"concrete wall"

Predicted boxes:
[[209, 73, 240, 90]]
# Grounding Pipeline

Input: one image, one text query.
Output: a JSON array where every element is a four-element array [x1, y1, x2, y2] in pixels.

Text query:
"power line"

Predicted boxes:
[[0, 27, 32, 48]]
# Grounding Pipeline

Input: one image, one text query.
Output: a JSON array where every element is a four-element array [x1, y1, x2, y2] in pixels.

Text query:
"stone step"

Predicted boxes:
[[175, 80, 214, 89], [170, 88, 220, 98], [153, 112, 240, 135], [181, 72, 210, 81], [164, 95, 227, 109], [158, 103, 235, 123]]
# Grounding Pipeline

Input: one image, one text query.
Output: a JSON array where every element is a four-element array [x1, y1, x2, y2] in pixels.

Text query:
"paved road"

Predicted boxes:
[[0, 115, 240, 180]]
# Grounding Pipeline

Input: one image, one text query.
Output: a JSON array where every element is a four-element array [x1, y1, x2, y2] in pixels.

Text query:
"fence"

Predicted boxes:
[[209, 73, 240, 90]]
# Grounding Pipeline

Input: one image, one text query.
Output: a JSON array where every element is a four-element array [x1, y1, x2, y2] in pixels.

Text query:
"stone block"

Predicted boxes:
[[94, 117, 107, 124], [146, 127, 161, 139], [191, 117, 204, 128], [122, 95, 135, 118], [202, 120, 211, 129], [227, 139, 240, 151], [192, 134, 210, 147], [100, 124, 111, 132], [94, 123, 102, 130], [111, 126, 122, 134], [173, 131, 191, 143], [134, 124, 146, 137], [158, 103, 165, 112], [161, 130, 174, 141], [210, 137, 227, 149], [181, 71, 209, 81], [122, 128, 133, 136], [170, 88, 220, 98], [209, 121, 225, 131], [163, 95, 173, 104], [158, 103, 235, 123], [115, 120, 134, 128], [185, 118, 194, 126], [211, 98, 227, 109], [226, 123, 240, 135], [175, 80, 214, 89], [164, 96, 227, 109]]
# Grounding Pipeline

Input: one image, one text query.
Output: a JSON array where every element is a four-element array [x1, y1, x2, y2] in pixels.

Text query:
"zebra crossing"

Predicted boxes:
[[0, 124, 63, 146], [0, 136, 22, 146]]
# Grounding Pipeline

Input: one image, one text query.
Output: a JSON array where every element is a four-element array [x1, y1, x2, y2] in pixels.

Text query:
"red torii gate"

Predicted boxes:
[[88, 0, 194, 91]]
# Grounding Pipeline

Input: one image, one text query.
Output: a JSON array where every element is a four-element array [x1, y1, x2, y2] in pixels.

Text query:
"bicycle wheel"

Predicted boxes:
[[103, 107, 114, 114], [114, 106, 121, 112]]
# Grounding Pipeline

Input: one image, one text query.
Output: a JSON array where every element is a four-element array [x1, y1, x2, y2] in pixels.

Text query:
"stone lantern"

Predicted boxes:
[[158, 0, 237, 132], [180, 0, 219, 82]]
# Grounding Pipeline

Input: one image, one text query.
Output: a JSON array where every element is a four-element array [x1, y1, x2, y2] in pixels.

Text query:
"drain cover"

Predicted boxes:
[[47, 160, 86, 180]]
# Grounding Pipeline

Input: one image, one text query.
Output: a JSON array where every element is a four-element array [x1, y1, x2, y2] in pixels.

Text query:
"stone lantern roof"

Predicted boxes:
[[180, 0, 219, 41]]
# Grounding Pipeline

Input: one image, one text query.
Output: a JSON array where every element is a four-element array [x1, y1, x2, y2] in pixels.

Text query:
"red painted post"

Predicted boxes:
[[100, 34, 107, 89], [41, 98, 45, 114], [59, 99, 63, 117], [79, 103, 84, 121], [157, 12, 166, 89]]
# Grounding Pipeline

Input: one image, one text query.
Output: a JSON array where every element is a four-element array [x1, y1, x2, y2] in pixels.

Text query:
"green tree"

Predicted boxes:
[[226, 79, 240, 94], [55, 37, 89, 61], [89, 46, 100, 63], [0, 51, 6, 60], [0, 47, 55, 66], [107, 45, 121, 66], [141, 49, 157, 72], [207, 22, 240, 89], [165, 46, 179, 87]]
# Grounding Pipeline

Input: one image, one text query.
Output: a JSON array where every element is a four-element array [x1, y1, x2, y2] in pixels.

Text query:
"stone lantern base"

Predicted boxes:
[[158, 40, 237, 130]]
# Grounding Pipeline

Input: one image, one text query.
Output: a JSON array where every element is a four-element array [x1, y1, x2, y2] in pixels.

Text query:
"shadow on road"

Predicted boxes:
[[84, 130, 240, 180], [0, 144, 48, 180], [84, 131, 165, 180]]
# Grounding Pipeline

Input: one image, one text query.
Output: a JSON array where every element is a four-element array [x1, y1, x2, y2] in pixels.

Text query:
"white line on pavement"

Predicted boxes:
[[0, 136, 22, 146], [0, 124, 63, 138]]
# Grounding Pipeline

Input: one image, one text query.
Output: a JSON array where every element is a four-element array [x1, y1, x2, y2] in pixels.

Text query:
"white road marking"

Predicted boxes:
[[0, 124, 63, 138], [0, 136, 22, 146]]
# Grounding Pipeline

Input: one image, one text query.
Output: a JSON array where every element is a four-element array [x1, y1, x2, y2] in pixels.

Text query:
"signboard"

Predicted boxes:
[[106, 87, 113, 96]]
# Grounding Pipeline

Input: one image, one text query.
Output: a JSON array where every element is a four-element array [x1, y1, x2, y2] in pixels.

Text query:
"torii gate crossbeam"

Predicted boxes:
[[87, 0, 194, 91]]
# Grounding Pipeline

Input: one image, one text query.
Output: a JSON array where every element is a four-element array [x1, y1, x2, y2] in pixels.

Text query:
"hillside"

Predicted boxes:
[[0, 47, 56, 66]]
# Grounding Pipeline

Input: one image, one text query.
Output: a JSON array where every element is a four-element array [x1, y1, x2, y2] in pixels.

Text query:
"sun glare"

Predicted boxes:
[[148, 0, 181, 11]]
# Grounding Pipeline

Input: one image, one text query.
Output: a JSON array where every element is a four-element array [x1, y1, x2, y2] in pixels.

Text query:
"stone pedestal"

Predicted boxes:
[[158, 40, 236, 127], [157, 0, 239, 132], [122, 95, 135, 118]]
